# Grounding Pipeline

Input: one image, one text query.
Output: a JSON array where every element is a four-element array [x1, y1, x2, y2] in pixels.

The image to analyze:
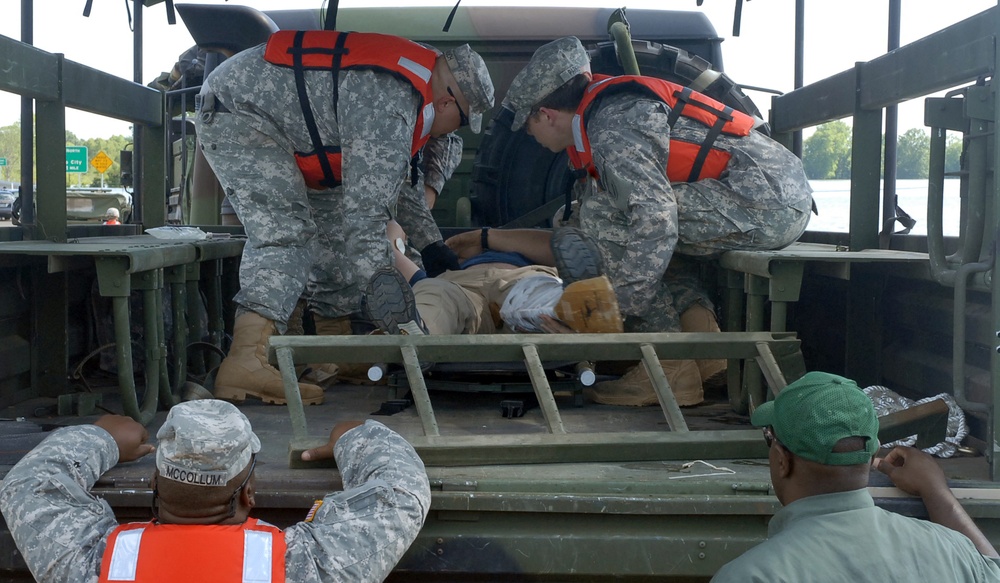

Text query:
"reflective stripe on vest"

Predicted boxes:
[[567, 75, 755, 184], [264, 30, 438, 190], [99, 519, 286, 583]]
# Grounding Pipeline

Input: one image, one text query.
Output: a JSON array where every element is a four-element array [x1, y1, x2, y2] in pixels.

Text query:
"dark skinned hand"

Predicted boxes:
[[300, 420, 366, 462], [94, 414, 155, 463]]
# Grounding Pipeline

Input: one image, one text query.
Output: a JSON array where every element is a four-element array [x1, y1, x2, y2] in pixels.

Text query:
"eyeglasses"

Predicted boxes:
[[225, 455, 257, 518], [763, 426, 776, 448], [447, 86, 470, 127]]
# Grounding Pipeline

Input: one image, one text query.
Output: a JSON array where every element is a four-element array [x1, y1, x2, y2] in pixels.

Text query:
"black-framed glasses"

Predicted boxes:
[[447, 86, 470, 127], [763, 426, 776, 448], [225, 454, 257, 518]]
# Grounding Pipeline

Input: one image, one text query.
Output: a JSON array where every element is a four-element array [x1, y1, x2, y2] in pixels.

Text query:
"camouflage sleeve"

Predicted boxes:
[[588, 98, 678, 318], [396, 133, 463, 251], [0, 425, 121, 583], [422, 133, 463, 196], [283, 420, 430, 582], [337, 71, 426, 275], [395, 180, 442, 252]]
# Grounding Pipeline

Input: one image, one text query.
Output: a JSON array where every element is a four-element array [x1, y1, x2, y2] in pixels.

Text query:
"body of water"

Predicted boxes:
[[807, 179, 961, 237]]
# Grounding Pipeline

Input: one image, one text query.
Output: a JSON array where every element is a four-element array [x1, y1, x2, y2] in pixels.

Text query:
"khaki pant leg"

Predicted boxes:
[[413, 277, 482, 335]]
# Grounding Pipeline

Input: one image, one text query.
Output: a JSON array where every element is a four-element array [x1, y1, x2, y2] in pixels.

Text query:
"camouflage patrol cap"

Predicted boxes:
[[505, 36, 591, 131], [443, 44, 495, 134], [155, 400, 261, 487]]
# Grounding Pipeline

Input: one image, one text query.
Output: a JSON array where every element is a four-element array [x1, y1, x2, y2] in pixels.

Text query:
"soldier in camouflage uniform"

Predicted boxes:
[[194, 32, 494, 405], [0, 399, 430, 582], [467, 36, 812, 406], [308, 133, 466, 386]]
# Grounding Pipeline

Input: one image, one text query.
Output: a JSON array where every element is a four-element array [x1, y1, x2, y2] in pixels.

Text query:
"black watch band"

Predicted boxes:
[[481, 226, 490, 251]]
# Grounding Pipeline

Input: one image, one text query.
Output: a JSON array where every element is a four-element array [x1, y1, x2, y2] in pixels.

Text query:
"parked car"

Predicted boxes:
[[0, 190, 16, 220], [65, 187, 132, 223]]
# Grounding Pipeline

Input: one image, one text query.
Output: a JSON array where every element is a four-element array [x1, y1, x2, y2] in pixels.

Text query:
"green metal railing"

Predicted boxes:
[[769, 6, 1000, 477]]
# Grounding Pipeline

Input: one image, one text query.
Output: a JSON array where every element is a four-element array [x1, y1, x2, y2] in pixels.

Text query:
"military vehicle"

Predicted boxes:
[[0, 1, 997, 581]]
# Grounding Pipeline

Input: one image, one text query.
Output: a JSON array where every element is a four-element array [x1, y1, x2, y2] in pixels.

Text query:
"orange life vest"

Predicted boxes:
[[567, 75, 755, 184], [98, 519, 286, 582], [264, 30, 438, 190]]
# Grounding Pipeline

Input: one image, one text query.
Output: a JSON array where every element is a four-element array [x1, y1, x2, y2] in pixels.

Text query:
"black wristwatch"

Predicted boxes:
[[481, 226, 490, 251]]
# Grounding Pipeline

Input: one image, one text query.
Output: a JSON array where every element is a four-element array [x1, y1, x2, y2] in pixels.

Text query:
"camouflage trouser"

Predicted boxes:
[[622, 257, 713, 333], [674, 179, 812, 256], [196, 109, 393, 331], [599, 186, 809, 334], [413, 264, 558, 335]]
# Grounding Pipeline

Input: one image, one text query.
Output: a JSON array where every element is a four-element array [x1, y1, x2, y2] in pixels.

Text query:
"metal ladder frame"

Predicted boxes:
[[269, 332, 807, 465]]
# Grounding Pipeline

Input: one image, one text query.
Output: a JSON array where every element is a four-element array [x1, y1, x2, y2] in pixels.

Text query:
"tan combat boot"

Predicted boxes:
[[311, 315, 377, 385], [680, 303, 727, 390], [214, 312, 324, 405], [585, 359, 703, 407], [553, 276, 624, 333]]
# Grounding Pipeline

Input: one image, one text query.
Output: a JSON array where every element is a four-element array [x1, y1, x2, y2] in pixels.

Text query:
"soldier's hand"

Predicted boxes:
[[301, 420, 365, 462], [94, 414, 155, 463], [420, 241, 461, 277]]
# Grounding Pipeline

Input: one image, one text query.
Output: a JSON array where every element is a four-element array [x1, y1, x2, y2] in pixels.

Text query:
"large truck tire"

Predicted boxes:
[[471, 40, 769, 228]]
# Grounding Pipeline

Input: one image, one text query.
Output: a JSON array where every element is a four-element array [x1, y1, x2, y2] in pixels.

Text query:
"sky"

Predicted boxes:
[[0, 0, 996, 139]]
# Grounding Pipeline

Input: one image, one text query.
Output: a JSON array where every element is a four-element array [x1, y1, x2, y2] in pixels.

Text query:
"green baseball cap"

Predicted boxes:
[[751, 371, 879, 466]]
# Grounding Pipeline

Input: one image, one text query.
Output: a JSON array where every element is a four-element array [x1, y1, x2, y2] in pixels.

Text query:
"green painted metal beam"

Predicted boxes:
[[292, 430, 768, 468], [268, 332, 800, 365]]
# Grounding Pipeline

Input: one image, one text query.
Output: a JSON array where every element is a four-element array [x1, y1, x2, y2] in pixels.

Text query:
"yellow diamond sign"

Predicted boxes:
[[91, 150, 114, 174]]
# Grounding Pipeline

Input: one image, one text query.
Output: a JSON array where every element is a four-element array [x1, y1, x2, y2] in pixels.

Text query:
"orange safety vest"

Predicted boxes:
[[264, 30, 438, 190], [98, 519, 286, 582], [104, 218, 120, 225], [567, 75, 755, 184]]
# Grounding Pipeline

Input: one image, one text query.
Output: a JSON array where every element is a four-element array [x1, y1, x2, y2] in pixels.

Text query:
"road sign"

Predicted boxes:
[[0, 158, 7, 166], [91, 150, 114, 174], [66, 147, 88, 173]]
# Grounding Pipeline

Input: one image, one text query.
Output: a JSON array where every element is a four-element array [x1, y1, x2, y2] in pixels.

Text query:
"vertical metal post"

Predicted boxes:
[[990, 4, 1000, 481], [19, 0, 34, 226], [881, 0, 901, 248], [792, 0, 805, 157], [141, 118, 167, 228], [34, 60, 67, 243], [844, 264, 883, 387], [169, 276, 188, 395], [132, 0, 144, 224], [723, 270, 747, 413], [742, 275, 768, 411], [31, 266, 67, 398], [849, 63, 884, 251], [205, 258, 225, 370], [185, 263, 207, 374]]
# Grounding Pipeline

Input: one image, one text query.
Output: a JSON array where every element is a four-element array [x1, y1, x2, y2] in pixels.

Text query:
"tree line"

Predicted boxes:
[[0, 122, 132, 188], [802, 120, 963, 180]]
